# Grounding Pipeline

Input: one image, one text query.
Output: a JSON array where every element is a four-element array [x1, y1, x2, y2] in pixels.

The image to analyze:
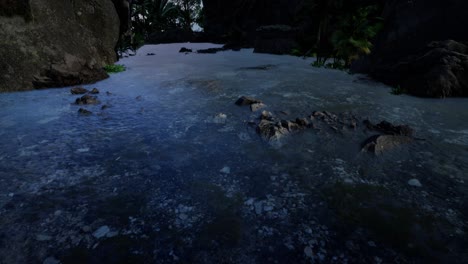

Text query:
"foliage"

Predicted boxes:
[[104, 64, 126, 73], [290, 48, 302, 56], [331, 5, 383, 66], [172, 0, 203, 31], [311, 60, 325, 68], [131, 0, 179, 37], [391, 85, 407, 95]]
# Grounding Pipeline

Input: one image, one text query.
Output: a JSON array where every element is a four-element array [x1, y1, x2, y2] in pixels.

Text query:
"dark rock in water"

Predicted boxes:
[[239, 64, 276, 71], [260, 110, 273, 120], [295, 118, 309, 127], [90, 88, 100, 94], [70, 87, 89, 95], [146, 53, 156, 56], [136, 95, 143, 101], [361, 135, 413, 155], [250, 103, 266, 112], [179, 47, 192, 53], [101, 105, 109, 110], [0, 0, 120, 91], [75, 95, 100, 105], [197, 47, 226, 54], [254, 25, 298, 55], [257, 119, 290, 141], [106, 91, 112, 96], [235, 96, 262, 106], [78, 108, 92, 115], [364, 120, 414, 137], [280, 120, 300, 131]]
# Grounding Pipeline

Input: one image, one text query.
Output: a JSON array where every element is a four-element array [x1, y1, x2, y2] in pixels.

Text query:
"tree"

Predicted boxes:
[[172, 0, 202, 32], [331, 5, 383, 66]]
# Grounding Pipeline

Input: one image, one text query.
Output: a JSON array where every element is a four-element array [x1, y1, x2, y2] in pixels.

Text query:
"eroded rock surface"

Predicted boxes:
[[0, 0, 120, 91]]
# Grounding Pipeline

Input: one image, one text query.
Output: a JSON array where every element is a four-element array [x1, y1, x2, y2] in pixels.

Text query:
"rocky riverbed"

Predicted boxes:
[[0, 43, 467, 263]]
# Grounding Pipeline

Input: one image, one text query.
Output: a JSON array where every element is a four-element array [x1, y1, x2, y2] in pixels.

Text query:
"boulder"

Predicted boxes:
[[369, 40, 468, 97], [364, 120, 414, 137], [353, 0, 468, 97], [254, 25, 298, 55], [0, 0, 120, 92], [75, 94, 100, 105], [250, 103, 266, 112], [179, 47, 192, 53], [197, 47, 226, 54], [361, 135, 413, 155], [235, 96, 262, 106], [90, 88, 100, 94], [257, 119, 290, 141], [71, 87, 89, 94], [78, 108, 92, 115]]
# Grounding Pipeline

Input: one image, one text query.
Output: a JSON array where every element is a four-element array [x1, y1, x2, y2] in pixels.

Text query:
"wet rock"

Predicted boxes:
[[93, 225, 110, 239], [364, 120, 414, 137], [75, 94, 100, 105], [81, 226, 91, 233], [250, 102, 266, 112], [408, 179, 422, 187], [235, 96, 262, 106], [254, 201, 263, 215], [90, 88, 99, 94], [220, 166, 231, 174], [70, 87, 88, 94], [213, 113, 227, 124], [78, 108, 92, 115], [257, 119, 290, 141], [280, 120, 300, 131], [197, 47, 226, 54], [179, 47, 192, 53], [239, 64, 276, 70], [261, 110, 273, 120], [361, 135, 413, 155], [43, 257, 60, 264], [304, 246, 313, 258], [296, 118, 309, 127], [101, 105, 109, 110], [36, 234, 52, 241], [146, 52, 156, 56]]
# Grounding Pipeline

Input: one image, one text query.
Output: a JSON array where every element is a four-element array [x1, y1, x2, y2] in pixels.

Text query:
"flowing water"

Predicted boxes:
[[0, 43, 467, 263]]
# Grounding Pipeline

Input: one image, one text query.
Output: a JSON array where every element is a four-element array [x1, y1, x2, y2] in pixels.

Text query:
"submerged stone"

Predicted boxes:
[[93, 225, 110, 239], [70, 87, 88, 94], [408, 179, 422, 187], [235, 96, 262, 106], [361, 135, 413, 155]]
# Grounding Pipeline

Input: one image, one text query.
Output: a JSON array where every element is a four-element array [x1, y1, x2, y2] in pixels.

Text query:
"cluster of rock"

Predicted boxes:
[[235, 96, 416, 155], [70, 87, 102, 115]]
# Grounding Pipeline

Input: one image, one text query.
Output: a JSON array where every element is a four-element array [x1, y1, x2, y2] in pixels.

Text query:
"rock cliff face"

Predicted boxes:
[[0, 0, 120, 92], [353, 0, 468, 97]]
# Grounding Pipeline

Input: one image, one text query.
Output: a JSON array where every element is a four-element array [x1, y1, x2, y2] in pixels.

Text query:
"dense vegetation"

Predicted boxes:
[[119, 0, 383, 68], [117, 0, 203, 55], [296, 0, 383, 69]]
